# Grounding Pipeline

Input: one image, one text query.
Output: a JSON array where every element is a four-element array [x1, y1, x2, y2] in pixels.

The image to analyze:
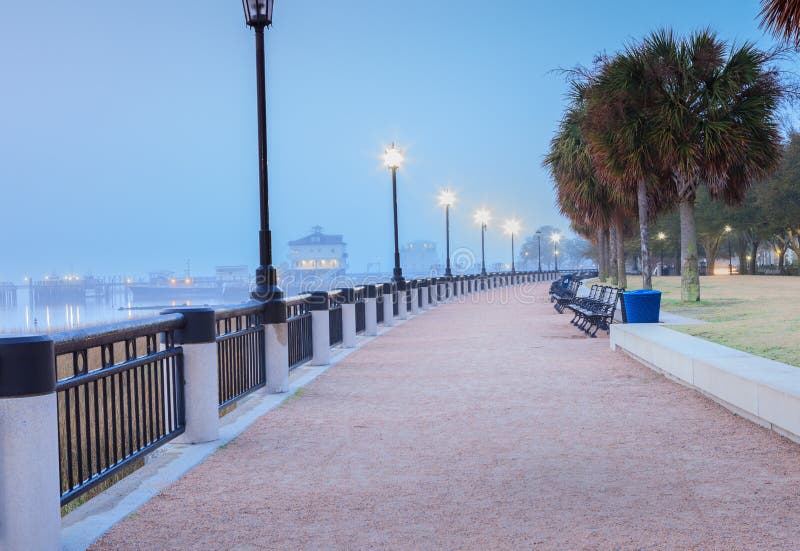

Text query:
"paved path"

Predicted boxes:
[[94, 285, 800, 549]]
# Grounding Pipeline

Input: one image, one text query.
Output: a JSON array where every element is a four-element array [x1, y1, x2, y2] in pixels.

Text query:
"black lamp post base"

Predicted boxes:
[[444, 269, 453, 279], [251, 265, 283, 302], [392, 267, 405, 288]]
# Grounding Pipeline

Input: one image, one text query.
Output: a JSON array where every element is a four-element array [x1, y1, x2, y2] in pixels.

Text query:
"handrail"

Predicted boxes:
[[52, 314, 184, 355]]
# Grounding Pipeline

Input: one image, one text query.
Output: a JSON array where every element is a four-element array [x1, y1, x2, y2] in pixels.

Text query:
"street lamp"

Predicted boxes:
[[473, 208, 491, 276], [535, 230, 543, 273], [384, 143, 405, 284], [243, 0, 281, 302], [438, 188, 456, 278], [657, 232, 666, 275], [724, 225, 733, 275], [503, 218, 521, 274], [551, 232, 561, 272]]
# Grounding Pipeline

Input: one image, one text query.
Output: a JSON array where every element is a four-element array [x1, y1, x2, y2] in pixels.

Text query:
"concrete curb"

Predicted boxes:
[[611, 323, 800, 444]]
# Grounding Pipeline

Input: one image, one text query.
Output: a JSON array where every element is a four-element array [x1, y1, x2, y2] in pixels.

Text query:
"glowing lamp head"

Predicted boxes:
[[242, 0, 274, 27], [383, 143, 404, 170], [551, 232, 562, 243], [184, 278, 192, 285], [503, 218, 521, 236], [473, 208, 491, 227], [437, 189, 456, 207], [724, 225, 733, 233], [657, 232, 666, 240]]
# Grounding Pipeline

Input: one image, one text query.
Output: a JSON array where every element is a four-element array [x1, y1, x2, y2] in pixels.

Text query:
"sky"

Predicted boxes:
[[0, 0, 788, 281]]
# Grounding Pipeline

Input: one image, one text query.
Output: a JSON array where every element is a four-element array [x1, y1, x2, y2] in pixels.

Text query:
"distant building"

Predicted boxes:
[[288, 226, 347, 272], [401, 240, 440, 275]]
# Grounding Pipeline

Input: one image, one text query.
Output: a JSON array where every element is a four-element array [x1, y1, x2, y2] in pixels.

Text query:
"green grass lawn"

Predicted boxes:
[[628, 275, 800, 366]]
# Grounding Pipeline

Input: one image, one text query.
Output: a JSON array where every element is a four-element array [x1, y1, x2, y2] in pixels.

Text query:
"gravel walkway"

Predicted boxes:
[[93, 285, 800, 550]]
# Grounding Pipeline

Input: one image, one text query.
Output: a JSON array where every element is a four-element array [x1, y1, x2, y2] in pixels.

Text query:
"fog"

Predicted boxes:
[[0, 0, 781, 282]]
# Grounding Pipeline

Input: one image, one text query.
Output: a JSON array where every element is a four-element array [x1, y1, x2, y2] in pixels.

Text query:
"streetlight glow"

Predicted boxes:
[[437, 188, 456, 207], [657, 232, 666, 240], [551, 232, 562, 243], [724, 225, 733, 233], [383, 143, 404, 170], [503, 218, 521, 236], [473, 208, 491, 227]]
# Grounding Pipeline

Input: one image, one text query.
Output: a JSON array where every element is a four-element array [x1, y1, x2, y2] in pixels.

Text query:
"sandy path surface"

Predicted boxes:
[[93, 285, 800, 550]]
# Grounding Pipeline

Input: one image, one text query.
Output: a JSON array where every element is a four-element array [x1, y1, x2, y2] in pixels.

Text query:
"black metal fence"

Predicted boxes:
[[329, 291, 344, 346], [287, 295, 313, 369], [54, 316, 186, 506], [215, 303, 266, 409], [355, 286, 366, 334]]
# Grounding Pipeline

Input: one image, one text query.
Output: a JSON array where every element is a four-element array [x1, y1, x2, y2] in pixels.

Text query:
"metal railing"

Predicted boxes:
[[354, 286, 366, 334], [53, 316, 186, 506], [215, 302, 266, 409], [287, 295, 313, 369], [329, 291, 344, 346]]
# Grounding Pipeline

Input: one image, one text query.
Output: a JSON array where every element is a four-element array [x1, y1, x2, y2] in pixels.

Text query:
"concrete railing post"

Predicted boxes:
[[162, 307, 218, 444], [397, 282, 408, 320], [428, 278, 437, 307], [340, 288, 357, 348], [420, 280, 430, 310], [382, 283, 395, 326], [365, 285, 378, 336], [0, 336, 61, 551], [309, 291, 331, 365], [264, 300, 289, 393], [447, 279, 454, 300], [410, 281, 420, 315]]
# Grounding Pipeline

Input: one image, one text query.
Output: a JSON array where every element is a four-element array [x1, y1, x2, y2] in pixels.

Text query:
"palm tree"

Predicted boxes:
[[760, 0, 800, 46], [583, 51, 671, 290], [545, 84, 631, 287], [641, 29, 783, 301]]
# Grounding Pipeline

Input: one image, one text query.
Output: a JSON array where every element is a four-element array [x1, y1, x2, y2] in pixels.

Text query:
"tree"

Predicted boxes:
[[760, 0, 800, 46], [546, 82, 634, 287], [641, 29, 783, 300], [583, 52, 674, 290]]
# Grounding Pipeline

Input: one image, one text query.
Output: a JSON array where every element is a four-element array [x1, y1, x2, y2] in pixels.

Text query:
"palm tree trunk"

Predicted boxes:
[[707, 241, 720, 277], [608, 223, 619, 286], [750, 241, 759, 274], [679, 198, 700, 301], [597, 226, 608, 282], [614, 215, 627, 288], [637, 180, 652, 290]]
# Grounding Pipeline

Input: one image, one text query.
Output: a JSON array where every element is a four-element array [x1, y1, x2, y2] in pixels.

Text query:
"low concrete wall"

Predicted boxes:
[[611, 323, 800, 442]]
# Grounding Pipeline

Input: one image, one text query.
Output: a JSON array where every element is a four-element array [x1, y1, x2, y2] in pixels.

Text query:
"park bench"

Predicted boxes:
[[563, 284, 623, 338], [550, 277, 582, 313]]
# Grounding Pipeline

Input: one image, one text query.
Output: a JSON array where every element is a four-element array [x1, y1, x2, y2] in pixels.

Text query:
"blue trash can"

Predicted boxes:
[[622, 290, 662, 323]]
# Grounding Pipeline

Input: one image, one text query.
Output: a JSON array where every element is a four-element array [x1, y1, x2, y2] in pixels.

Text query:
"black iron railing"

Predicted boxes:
[[329, 291, 343, 346], [53, 316, 186, 506], [287, 295, 313, 369], [215, 302, 266, 409], [354, 286, 366, 334]]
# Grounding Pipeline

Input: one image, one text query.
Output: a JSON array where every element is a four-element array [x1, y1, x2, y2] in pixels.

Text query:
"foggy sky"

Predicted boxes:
[[0, 0, 783, 281]]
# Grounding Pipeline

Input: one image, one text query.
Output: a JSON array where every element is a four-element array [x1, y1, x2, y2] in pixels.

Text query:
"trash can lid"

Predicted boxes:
[[623, 289, 662, 296]]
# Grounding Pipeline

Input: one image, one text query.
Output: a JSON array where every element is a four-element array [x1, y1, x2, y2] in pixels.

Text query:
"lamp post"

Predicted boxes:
[[551, 232, 561, 272], [438, 189, 456, 278], [503, 218, 521, 274], [535, 230, 543, 273], [384, 143, 405, 284], [657, 232, 666, 275], [473, 208, 491, 276], [724, 225, 733, 275], [243, 0, 280, 302]]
